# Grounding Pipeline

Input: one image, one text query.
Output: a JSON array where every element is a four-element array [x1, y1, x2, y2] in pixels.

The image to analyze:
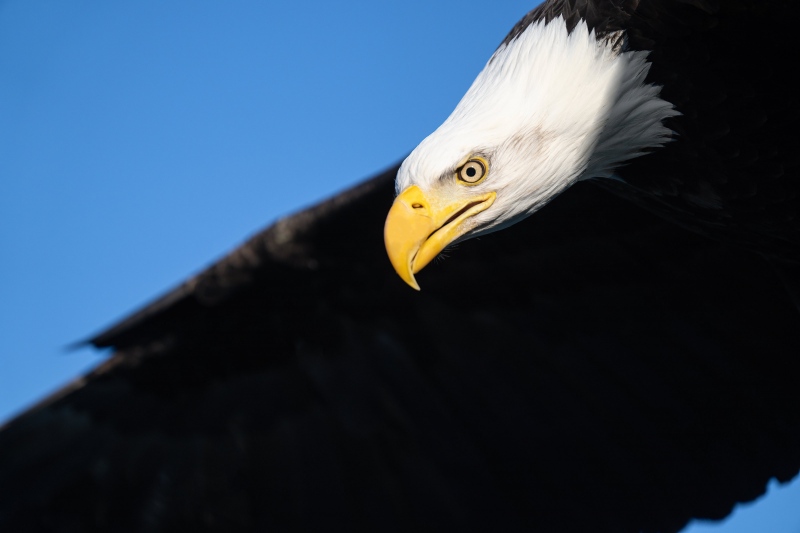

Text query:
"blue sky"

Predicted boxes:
[[1, 2, 798, 531]]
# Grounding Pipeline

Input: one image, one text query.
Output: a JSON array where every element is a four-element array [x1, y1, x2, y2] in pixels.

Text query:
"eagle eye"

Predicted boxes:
[[456, 158, 488, 185]]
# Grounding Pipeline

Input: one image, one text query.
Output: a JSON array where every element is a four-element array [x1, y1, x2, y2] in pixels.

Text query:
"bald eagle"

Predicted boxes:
[[2, 2, 800, 533], [385, 0, 800, 292]]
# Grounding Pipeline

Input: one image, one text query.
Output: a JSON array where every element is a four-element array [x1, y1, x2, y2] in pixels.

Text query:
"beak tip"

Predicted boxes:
[[402, 270, 421, 291]]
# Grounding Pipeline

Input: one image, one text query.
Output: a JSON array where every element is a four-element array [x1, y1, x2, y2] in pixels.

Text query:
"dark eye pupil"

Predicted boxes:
[[466, 167, 476, 177]]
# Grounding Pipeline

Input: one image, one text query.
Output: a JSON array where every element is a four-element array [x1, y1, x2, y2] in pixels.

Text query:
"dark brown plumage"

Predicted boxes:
[[1, 2, 799, 532], [510, 0, 800, 264]]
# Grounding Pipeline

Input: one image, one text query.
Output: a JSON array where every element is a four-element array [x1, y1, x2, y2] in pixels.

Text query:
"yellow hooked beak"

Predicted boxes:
[[384, 185, 496, 290]]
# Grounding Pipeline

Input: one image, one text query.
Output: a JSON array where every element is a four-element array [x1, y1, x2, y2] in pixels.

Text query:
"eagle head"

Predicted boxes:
[[384, 17, 677, 289]]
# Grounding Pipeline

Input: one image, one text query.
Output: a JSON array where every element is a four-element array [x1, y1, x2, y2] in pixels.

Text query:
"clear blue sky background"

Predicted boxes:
[[1, 2, 798, 531]]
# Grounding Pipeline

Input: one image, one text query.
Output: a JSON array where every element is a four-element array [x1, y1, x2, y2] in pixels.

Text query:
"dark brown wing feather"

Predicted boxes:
[[2, 165, 799, 533]]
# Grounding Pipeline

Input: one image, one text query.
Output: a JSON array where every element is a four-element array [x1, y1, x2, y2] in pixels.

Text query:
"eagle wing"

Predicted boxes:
[[2, 166, 799, 532]]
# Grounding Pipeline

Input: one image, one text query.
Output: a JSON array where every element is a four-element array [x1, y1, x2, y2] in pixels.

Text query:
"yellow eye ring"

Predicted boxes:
[[456, 157, 488, 185]]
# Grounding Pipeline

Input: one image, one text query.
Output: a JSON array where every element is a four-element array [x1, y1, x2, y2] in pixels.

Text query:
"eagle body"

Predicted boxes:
[[597, 0, 799, 262], [3, 2, 800, 533]]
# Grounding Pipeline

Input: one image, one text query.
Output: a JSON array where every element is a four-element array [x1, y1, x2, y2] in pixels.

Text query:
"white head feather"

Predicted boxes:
[[396, 17, 678, 239]]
